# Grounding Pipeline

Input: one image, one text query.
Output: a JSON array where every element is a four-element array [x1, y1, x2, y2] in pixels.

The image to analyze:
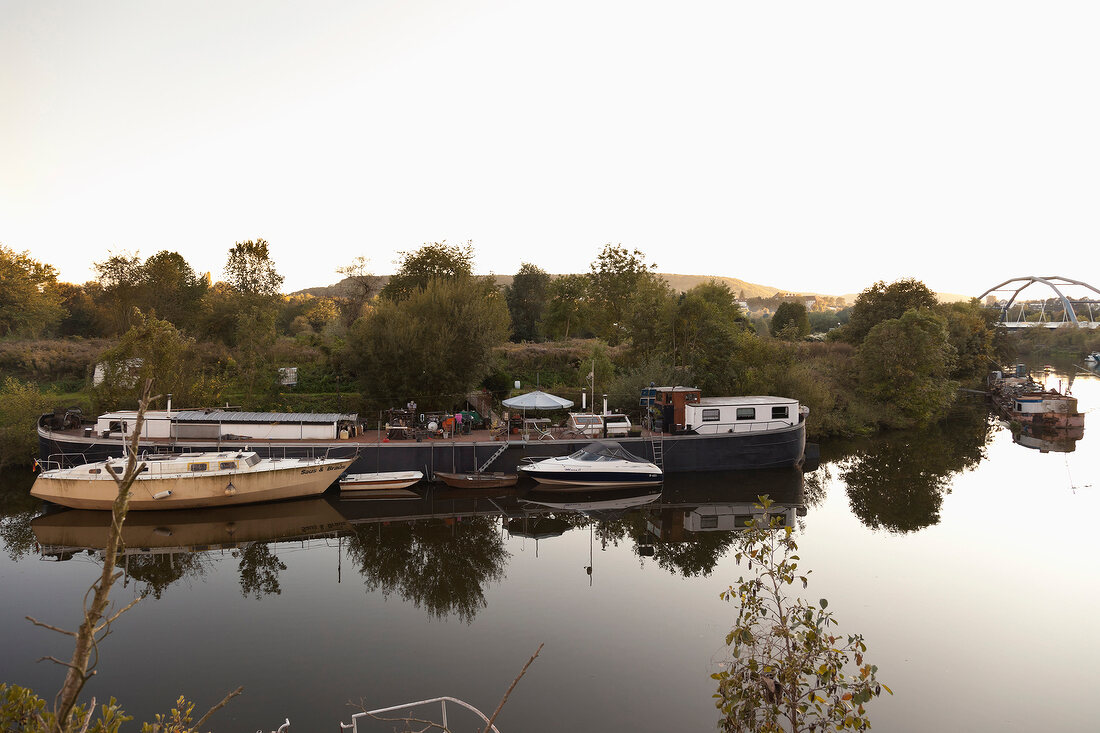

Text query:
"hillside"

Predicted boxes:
[[292, 274, 971, 303]]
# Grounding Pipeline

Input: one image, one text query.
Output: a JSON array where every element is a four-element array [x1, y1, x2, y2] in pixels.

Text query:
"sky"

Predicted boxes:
[[2, 0, 1099, 299]]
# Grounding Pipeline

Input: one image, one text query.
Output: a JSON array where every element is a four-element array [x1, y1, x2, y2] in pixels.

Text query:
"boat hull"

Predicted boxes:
[[39, 421, 806, 475], [340, 471, 423, 492], [30, 457, 354, 510], [432, 472, 519, 489], [520, 470, 663, 488]]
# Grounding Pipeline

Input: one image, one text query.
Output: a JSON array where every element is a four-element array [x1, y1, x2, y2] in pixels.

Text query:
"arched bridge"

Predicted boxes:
[[979, 275, 1100, 329]]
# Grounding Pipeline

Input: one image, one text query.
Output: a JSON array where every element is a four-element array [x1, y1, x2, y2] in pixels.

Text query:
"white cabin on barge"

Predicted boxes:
[[684, 396, 802, 435], [94, 409, 359, 441]]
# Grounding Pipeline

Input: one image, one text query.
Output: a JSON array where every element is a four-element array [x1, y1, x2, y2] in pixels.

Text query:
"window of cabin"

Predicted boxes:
[[701, 408, 721, 422], [219, 461, 238, 471], [700, 515, 719, 529], [188, 462, 209, 472], [736, 407, 756, 421], [771, 406, 789, 419]]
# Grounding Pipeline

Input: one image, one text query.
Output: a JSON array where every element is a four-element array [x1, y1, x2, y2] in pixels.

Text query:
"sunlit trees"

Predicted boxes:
[[770, 301, 810, 340], [858, 309, 957, 428], [843, 278, 938, 344], [0, 377, 52, 469], [93, 310, 221, 412], [380, 241, 474, 301], [672, 281, 746, 393], [91, 250, 208, 335], [347, 277, 510, 410], [542, 273, 590, 340], [0, 245, 66, 338], [587, 243, 660, 345], [334, 256, 378, 325], [224, 238, 284, 307]]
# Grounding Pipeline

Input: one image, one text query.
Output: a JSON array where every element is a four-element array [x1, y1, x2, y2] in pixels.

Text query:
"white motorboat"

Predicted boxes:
[[519, 441, 662, 488], [339, 471, 424, 494], [1085, 351, 1099, 363], [30, 451, 354, 510]]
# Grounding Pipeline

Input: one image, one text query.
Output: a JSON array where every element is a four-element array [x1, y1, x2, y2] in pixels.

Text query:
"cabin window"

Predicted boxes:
[[188, 462, 209, 472], [88, 468, 101, 474], [219, 461, 238, 471], [1015, 402, 1023, 411], [701, 408, 721, 422], [736, 407, 756, 421], [106, 465, 121, 474], [700, 515, 719, 529], [771, 406, 789, 419]]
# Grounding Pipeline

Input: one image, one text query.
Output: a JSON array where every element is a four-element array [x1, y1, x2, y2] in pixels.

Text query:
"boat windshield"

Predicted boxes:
[[568, 441, 649, 463]]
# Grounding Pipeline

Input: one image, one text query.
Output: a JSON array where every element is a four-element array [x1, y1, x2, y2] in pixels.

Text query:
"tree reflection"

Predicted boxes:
[[123, 553, 211, 599], [0, 468, 39, 561], [238, 542, 288, 598], [344, 516, 508, 623], [840, 406, 992, 533], [648, 531, 735, 577]]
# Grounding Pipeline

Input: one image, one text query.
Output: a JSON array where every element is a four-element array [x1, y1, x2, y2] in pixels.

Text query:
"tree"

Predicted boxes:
[[844, 278, 938, 344], [505, 263, 551, 342], [938, 300, 996, 382], [587, 243, 659, 345], [334, 256, 378, 325], [770, 301, 810, 340], [713, 497, 890, 732], [93, 310, 221, 412], [858, 308, 958, 428], [138, 250, 209, 331], [379, 241, 475, 301], [233, 306, 278, 407], [0, 245, 66, 338], [92, 251, 144, 335], [672, 281, 746, 393], [347, 277, 510, 409], [542, 273, 590, 339], [0, 378, 52, 469], [224, 238, 284, 302]]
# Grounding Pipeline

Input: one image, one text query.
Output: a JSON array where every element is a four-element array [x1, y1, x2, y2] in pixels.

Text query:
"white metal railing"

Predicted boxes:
[[341, 697, 500, 733]]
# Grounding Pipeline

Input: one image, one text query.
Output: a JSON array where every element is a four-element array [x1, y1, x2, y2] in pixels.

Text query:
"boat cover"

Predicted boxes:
[[572, 441, 650, 463]]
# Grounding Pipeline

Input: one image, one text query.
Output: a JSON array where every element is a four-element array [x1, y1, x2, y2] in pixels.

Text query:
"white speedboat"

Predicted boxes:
[[339, 471, 424, 493], [31, 451, 354, 510], [1085, 351, 1099, 363], [519, 441, 662, 488]]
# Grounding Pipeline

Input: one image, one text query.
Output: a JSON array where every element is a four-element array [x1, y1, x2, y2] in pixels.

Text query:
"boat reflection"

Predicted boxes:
[[1011, 424, 1084, 453], [22, 467, 807, 617]]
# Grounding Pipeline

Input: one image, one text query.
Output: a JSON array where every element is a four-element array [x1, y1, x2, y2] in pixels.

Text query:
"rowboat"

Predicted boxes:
[[431, 471, 519, 489]]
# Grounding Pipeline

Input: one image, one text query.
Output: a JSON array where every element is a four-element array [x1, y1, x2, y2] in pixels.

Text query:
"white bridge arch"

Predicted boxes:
[[979, 275, 1100, 329]]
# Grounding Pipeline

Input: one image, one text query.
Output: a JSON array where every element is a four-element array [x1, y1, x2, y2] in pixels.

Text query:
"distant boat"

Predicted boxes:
[[1085, 351, 1099, 363], [432, 471, 519, 489], [30, 451, 354, 511]]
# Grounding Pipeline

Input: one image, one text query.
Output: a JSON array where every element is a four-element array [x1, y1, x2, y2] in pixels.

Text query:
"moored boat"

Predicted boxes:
[[432, 471, 519, 489], [30, 450, 354, 510], [519, 441, 663, 488], [339, 471, 423, 493]]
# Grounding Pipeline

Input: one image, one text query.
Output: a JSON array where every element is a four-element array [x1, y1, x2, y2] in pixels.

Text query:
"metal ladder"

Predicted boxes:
[[650, 435, 664, 469], [478, 442, 509, 473]]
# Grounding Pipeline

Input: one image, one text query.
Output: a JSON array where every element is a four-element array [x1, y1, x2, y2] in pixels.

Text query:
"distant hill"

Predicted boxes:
[[291, 274, 971, 304]]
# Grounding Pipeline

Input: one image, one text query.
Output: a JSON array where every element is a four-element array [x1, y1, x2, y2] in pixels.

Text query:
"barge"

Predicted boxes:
[[37, 388, 808, 477]]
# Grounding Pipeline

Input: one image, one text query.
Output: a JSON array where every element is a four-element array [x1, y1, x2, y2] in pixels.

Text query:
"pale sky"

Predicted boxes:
[[3, 1, 1099, 299]]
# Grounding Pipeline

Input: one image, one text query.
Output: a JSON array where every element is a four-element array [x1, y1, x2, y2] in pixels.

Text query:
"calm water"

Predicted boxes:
[[1, 366, 1097, 732]]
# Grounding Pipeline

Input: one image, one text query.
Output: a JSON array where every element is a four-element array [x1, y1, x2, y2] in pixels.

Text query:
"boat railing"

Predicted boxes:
[[340, 697, 500, 733], [44, 452, 97, 470]]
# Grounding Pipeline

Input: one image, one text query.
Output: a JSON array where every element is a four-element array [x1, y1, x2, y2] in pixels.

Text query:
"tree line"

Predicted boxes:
[[1, 237, 1008, 468]]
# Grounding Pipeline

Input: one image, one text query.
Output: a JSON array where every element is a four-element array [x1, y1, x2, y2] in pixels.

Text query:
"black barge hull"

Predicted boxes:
[[38, 422, 806, 476]]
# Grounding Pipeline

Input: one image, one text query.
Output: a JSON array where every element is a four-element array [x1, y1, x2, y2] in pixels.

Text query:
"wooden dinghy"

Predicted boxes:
[[432, 471, 519, 489]]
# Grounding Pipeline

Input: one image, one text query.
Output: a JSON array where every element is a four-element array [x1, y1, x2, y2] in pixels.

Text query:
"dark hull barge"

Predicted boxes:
[[38, 407, 807, 477]]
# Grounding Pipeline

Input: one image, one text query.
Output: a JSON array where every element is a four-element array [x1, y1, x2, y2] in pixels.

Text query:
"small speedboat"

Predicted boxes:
[[339, 471, 423, 493], [519, 441, 662, 488], [1085, 351, 1100, 363]]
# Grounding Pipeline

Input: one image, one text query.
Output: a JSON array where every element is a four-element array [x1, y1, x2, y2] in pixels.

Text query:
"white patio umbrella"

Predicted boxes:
[[502, 390, 574, 439], [502, 390, 575, 410]]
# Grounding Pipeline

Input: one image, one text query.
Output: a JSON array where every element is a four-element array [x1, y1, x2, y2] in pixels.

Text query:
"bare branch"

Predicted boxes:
[[93, 597, 142, 634], [482, 643, 543, 733], [36, 656, 85, 672], [75, 698, 96, 733], [366, 714, 445, 733], [25, 616, 78, 637], [193, 686, 245, 730]]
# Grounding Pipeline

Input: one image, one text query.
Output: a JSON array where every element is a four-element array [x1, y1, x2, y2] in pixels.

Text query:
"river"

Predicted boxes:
[[1, 364, 1097, 732]]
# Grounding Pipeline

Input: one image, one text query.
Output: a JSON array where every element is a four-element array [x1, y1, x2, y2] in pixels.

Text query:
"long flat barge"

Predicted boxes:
[[38, 408, 807, 476]]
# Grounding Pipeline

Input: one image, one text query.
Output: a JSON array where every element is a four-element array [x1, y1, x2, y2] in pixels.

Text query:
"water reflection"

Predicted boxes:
[[0, 469, 41, 561], [830, 405, 993, 533], [8, 466, 810, 620]]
